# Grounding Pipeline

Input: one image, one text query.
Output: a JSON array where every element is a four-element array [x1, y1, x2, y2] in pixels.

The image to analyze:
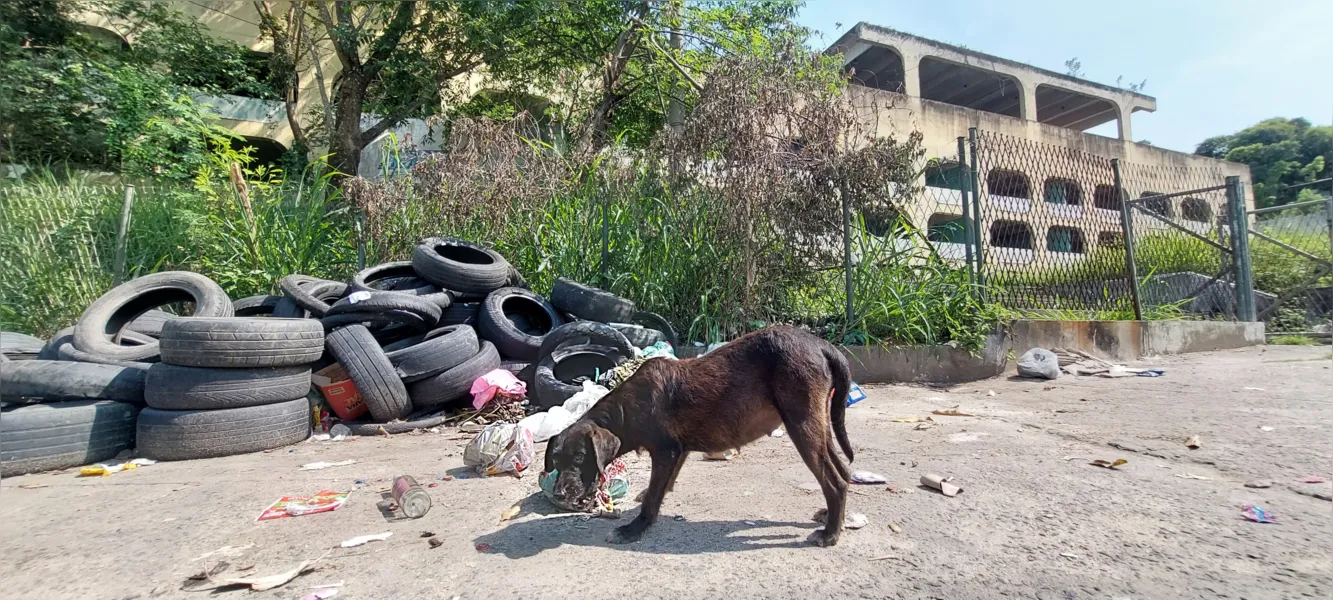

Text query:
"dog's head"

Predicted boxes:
[[543, 420, 621, 511]]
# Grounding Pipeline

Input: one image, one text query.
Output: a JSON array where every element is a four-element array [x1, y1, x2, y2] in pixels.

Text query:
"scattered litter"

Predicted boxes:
[[744, 520, 756, 526], [1244, 387, 1265, 391], [470, 368, 527, 410], [1061, 456, 1085, 461], [300, 460, 356, 471], [499, 503, 522, 522], [257, 490, 350, 521], [17, 483, 47, 489], [1244, 480, 1273, 489], [1241, 504, 1278, 524], [892, 416, 932, 423], [1042, 385, 1056, 391], [420, 531, 436, 538], [475, 543, 491, 552], [1175, 473, 1212, 480], [1185, 435, 1201, 449], [391, 475, 432, 519], [1299, 476, 1327, 484], [868, 555, 918, 567], [1260, 426, 1275, 432], [308, 582, 344, 589], [1090, 459, 1128, 469], [1059, 552, 1079, 560], [913, 422, 933, 431], [770, 428, 785, 438], [920, 473, 962, 497], [1135, 369, 1165, 377], [300, 589, 339, 600], [887, 522, 902, 534], [850, 471, 886, 484], [541, 457, 629, 514], [463, 422, 534, 477], [931, 408, 975, 417], [339, 532, 391, 548], [885, 485, 904, 494], [78, 458, 156, 477], [674, 515, 686, 521], [986, 390, 996, 397], [811, 508, 868, 529], [1016, 348, 1061, 379], [845, 382, 867, 407], [428, 538, 444, 549], [192, 551, 328, 591], [517, 381, 609, 443]]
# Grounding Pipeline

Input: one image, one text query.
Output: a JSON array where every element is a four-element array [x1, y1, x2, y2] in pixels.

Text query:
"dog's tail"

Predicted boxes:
[[823, 346, 854, 463]]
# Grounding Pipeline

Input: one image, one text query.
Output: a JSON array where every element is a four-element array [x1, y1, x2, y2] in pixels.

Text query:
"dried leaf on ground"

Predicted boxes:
[[1090, 459, 1128, 469], [931, 408, 975, 417]]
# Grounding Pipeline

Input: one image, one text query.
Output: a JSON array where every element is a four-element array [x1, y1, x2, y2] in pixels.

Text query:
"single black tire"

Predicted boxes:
[[477, 288, 563, 360], [233, 295, 283, 317], [0, 360, 146, 403], [385, 325, 479, 383], [1, 401, 139, 477], [38, 327, 75, 360], [537, 321, 636, 365], [57, 341, 155, 370], [440, 302, 482, 326], [534, 344, 626, 409], [2, 332, 45, 360], [411, 238, 511, 296], [280, 276, 348, 317], [406, 341, 501, 408], [550, 278, 635, 323], [271, 295, 307, 318], [125, 309, 175, 338], [350, 262, 452, 307], [610, 323, 668, 349], [145, 364, 311, 410], [321, 310, 434, 332], [325, 325, 412, 421], [631, 310, 679, 349], [136, 397, 310, 461], [327, 292, 443, 326], [159, 317, 324, 368], [74, 271, 233, 362]]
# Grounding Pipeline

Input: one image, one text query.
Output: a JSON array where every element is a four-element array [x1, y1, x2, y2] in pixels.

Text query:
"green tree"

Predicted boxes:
[[1195, 117, 1332, 208], [0, 0, 267, 177]]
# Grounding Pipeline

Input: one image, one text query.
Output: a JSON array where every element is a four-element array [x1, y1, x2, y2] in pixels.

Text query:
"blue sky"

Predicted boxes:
[[797, 0, 1333, 153]]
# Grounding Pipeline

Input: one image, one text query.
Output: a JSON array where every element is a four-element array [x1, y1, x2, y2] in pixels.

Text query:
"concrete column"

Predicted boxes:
[[1020, 81, 1039, 122], [1116, 104, 1133, 141], [901, 49, 923, 98]]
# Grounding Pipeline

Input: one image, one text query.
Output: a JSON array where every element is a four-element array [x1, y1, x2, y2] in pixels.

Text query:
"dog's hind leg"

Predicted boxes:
[[781, 408, 847, 547], [608, 446, 685, 544]]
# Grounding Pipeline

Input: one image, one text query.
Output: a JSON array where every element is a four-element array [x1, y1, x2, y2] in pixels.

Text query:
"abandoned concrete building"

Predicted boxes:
[[829, 23, 1253, 269]]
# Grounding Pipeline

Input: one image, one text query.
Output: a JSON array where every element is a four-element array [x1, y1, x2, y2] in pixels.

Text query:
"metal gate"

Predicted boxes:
[[1244, 178, 1333, 334]]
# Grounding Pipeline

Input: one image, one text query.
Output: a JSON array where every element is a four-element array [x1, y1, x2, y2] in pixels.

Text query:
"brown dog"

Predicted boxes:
[[543, 326, 854, 546]]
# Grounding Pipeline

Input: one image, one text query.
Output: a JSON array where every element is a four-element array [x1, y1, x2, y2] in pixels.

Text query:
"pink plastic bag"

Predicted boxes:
[[470, 369, 527, 409]]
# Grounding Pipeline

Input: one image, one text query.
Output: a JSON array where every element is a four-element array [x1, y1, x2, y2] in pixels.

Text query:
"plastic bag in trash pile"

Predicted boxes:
[[471, 368, 527, 410], [517, 381, 608, 443], [598, 357, 648, 390], [540, 457, 630, 512], [463, 422, 534, 476], [1016, 347, 1060, 380], [639, 341, 676, 360]]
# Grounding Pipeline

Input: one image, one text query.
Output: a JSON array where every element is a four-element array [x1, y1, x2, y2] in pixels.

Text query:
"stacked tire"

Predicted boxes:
[[137, 317, 322, 461]]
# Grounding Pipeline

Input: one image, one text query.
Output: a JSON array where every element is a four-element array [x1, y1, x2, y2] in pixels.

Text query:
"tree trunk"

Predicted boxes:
[[330, 71, 366, 180]]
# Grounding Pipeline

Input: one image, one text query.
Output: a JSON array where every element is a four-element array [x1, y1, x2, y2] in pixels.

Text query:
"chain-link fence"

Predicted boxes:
[[1247, 178, 1333, 333]]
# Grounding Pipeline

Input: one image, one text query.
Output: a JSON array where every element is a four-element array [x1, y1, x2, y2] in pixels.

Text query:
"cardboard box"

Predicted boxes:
[[312, 363, 369, 421]]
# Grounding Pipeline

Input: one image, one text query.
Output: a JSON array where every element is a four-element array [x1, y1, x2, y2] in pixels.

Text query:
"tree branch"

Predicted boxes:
[[359, 60, 481, 144], [315, 0, 357, 70], [365, 0, 417, 76]]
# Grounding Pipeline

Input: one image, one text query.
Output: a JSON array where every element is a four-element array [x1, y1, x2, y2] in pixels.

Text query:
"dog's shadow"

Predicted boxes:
[[475, 492, 818, 558]]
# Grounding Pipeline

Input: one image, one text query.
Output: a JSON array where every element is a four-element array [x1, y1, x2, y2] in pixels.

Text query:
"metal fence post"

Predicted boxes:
[[967, 128, 985, 294], [113, 185, 135, 285], [841, 187, 854, 330], [1112, 159, 1143, 320], [1226, 175, 1256, 321], [957, 136, 975, 286]]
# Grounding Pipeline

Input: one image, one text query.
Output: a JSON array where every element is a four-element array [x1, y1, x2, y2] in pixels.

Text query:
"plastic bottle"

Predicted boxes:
[[391, 475, 432, 519]]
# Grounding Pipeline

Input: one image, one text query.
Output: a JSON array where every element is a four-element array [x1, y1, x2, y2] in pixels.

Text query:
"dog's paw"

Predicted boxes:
[[807, 528, 840, 548], [606, 524, 644, 544]]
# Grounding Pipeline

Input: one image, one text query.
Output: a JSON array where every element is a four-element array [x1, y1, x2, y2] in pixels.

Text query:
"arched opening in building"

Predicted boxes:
[[927, 213, 971, 244], [230, 136, 288, 169], [1093, 184, 1124, 211], [990, 220, 1033, 249], [1046, 226, 1086, 253], [1181, 197, 1212, 222], [988, 169, 1032, 199], [1140, 191, 1171, 217], [844, 45, 906, 93], [77, 24, 130, 51], [1034, 84, 1119, 132], [919, 57, 1022, 118], [1043, 177, 1083, 205]]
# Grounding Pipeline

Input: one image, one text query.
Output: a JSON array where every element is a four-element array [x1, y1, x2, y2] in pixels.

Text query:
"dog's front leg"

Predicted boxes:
[[607, 446, 684, 544]]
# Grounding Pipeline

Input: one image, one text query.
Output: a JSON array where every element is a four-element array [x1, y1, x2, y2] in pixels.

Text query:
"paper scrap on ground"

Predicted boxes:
[[79, 458, 156, 477], [1299, 476, 1328, 484], [257, 490, 351, 521], [300, 460, 356, 471], [1185, 435, 1201, 449], [1090, 459, 1128, 469], [892, 416, 932, 423], [1241, 504, 1278, 524], [1175, 473, 1211, 480], [339, 532, 391, 548], [213, 552, 328, 591], [849, 471, 887, 484]]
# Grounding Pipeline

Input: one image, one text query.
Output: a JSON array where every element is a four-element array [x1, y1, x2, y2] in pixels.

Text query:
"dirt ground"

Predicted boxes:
[[2, 345, 1330, 600]]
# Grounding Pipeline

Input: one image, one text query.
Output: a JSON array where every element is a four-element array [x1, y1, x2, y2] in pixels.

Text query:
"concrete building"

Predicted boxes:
[[828, 23, 1253, 270]]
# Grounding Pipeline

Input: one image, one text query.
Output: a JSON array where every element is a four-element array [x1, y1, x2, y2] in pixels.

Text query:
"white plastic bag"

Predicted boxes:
[[463, 422, 534, 476], [517, 381, 609, 443]]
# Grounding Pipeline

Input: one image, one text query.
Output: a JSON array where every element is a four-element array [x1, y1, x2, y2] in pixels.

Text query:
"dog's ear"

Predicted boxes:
[[589, 426, 621, 469], [543, 435, 557, 474]]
